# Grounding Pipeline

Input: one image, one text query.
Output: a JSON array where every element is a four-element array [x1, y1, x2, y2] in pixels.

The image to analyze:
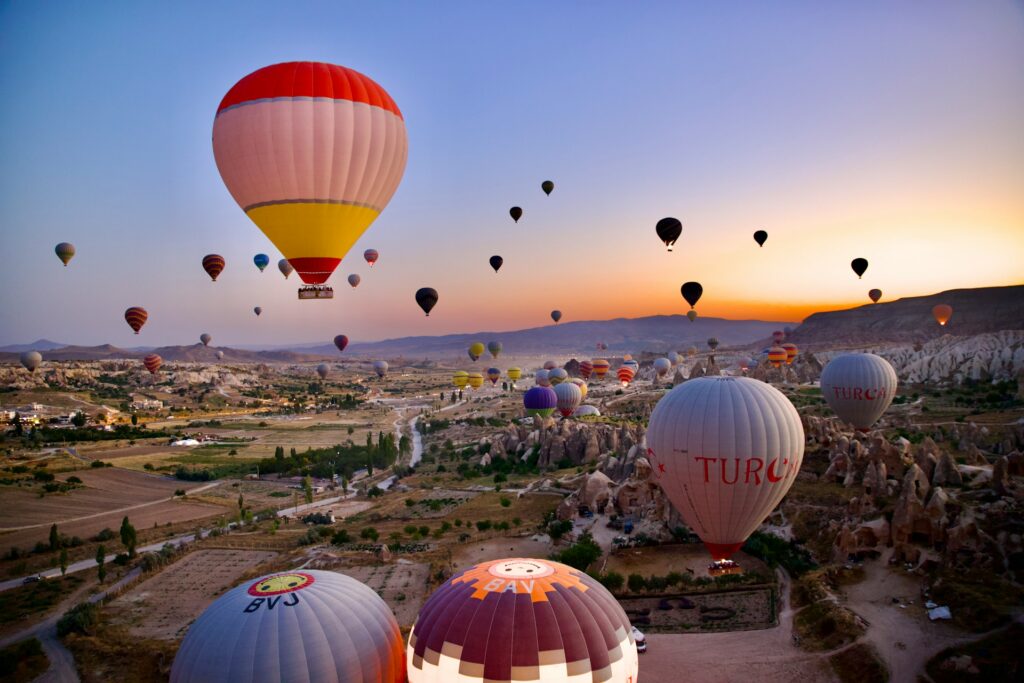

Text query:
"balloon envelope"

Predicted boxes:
[[578, 360, 593, 380], [753, 230, 767, 247], [316, 364, 329, 379], [617, 366, 635, 386], [364, 249, 380, 267], [646, 377, 804, 560], [468, 342, 485, 361], [486, 368, 501, 385], [534, 369, 550, 387], [656, 217, 682, 251], [820, 353, 897, 431], [124, 307, 148, 334], [707, 337, 719, 351], [574, 405, 601, 417], [278, 259, 294, 279], [933, 304, 953, 326], [550, 310, 562, 323], [466, 372, 484, 389], [681, 281, 703, 308], [373, 360, 389, 377], [868, 288, 882, 303], [851, 258, 868, 278], [253, 306, 262, 316], [782, 342, 798, 364], [654, 357, 671, 376], [554, 381, 582, 417], [171, 569, 404, 683], [143, 354, 162, 375], [415, 288, 438, 316], [452, 371, 469, 388], [348, 274, 361, 287], [407, 558, 637, 683], [253, 253, 269, 271], [767, 346, 787, 367], [547, 368, 568, 385], [200, 334, 212, 346], [20, 351, 42, 372], [487, 341, 502, 358], [541, 180, 554, 195], [212, 63, 406, 286], [506, 367, 522, 381], [523, 386, 557, 417], [591, 359, 610, 379], [772, 330, 785, 344], [509, 206, 522, 222], [55, 242, 75, 266], [334, 335, 349, 353], [202, 254, 225, 282], [687, 310, 698, 322], [489, 255, 503, 273]]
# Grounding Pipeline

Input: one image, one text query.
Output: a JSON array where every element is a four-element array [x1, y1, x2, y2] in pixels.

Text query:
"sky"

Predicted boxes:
[[1, 1, 1022, 347]]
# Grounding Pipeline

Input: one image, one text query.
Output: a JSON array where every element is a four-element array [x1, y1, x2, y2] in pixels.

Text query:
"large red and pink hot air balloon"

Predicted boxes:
[[212, 63, 407, 299]]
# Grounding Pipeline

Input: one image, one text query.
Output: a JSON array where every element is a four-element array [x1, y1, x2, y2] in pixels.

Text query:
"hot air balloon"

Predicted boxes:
[[933, 304, 953, 326], [541, 180, 554, 195], [348, 274, 361, 288], [253, 306, 262, 317], [569, 377, 588, 400], [406, 557, 638, 683], [523, 386, 557, 418], [654, 357, 671, 377], [486, 368, 501, 385], [681, 281, 702, 309], [489, 255, 503, 273], [124, 307, 148, 334], [820, 353, 897, 431], [687, 346, 698, 357], [623, 358, 639, 373], [200, 333, 212, 346], [253, 253, 269, 272], [707, 337, 720, 352], [772, 330, 785, 344], [554, 381, 583, 417], [509, 206, 522, 223], [550, 310, 562, 324], [316, 364, 330, 380], [467, 372, 484, 390], [171, 570, 404, 683], [656, 217, 682, 251], [467, 342, 484, 362], [334, 335, 349, 353], [547, 368, 568, 385], [592, 359, 610, 380], [487, 341, 502, 359], [215, 350, 225, 360], [415, 288, 438, 316], [868, 289, 882, 303], [143, 354, 162, 375], [55, 243, 75, 266], [212, 62, 407, 300], [506, 367, 522, 382], [534, 369, 551, 387], [202, 254, 225, 282], [373, 360, 389, 378], [687, 310, 698, 323], [617, 365, 635, 387], [646, 377, 804, 562], [543, 360, 557, 371], [578, 360, 593, 380], [278, 259, 294, 279], [782, 342, 798, 365], [364, 249, 380, 267], [20, 351, 41, 372], [753, 230, 767, 247], [767, 346, 787, 368], [851, 258, 868, 278], [574, 405, 601, 417], [452, 371, 469, 389]]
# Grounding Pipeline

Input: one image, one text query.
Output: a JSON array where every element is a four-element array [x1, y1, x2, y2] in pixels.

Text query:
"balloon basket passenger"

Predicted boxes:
[[298, 284, 333, 300], [708, 559, 742, 576]]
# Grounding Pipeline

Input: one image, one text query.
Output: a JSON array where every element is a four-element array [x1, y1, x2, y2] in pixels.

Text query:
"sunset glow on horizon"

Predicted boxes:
[[1, 2, 1021, 346]]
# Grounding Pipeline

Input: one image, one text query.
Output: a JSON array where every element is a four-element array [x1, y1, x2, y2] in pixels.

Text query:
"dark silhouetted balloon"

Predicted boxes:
[[415, 288, 438, 316], [348, 274, 361, 288], [55, 243, 75, 266], [253, 306, 262, 316], [200, 333, 212, 346], [334, 335, 349, 353], [364, 249, 379, 267], [124, 307, 148, 334], [681, 281, 703, 309], [202, 254, 225, 281], [868, 289, 882, 303], [541, 180, 554, 195], [509, 206, 522, 223], [851, 258, 868, 278], [489, 255, 503, 273], [278, 259, 294, 279], [656, 217, 682, 251], [550, 310, 562, 324], [316, 364, 329, 380], [20, 351, 42, 372], [753, 230, 767, 247]]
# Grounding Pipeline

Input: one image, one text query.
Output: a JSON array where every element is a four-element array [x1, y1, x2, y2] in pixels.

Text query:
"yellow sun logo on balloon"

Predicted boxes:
[[247, 572, 315, 596], [454, 559, 589, 603]]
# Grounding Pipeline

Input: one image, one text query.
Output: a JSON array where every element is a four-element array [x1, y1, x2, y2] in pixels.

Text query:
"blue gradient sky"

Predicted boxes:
[[1, 1, 1022, 347]]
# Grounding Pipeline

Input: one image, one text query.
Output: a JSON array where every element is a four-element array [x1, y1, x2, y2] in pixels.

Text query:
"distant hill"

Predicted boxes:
[[0, 339, 68, 353], [0, 343, 329, 363], [325, 315, 793, 358], [789, 285, 1024, 345]]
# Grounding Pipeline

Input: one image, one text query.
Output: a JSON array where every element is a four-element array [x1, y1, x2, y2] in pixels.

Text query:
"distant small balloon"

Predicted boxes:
[[468, 342, 485, 362], [373, 360, 389, 378], [753, 230, 767, 247], [316, 363, 330, 380], [278, 259, 294, 279], [489, 255, 503, 273], [143, 354, 162, 375], [124, 307, 148, 334], [656, 218, 683, 251], [687, 310, 698, 323], [773, 330, 785, 344], [215, 350, 225, 360], [550, 310, 562, 324], [253, 306, 262, 317], [364, 249, 379, 267], [415, 288, 438, 316], [20, 351, 42, 372], [509, 206, 522, 223], [681, 281, 703, 308], [55, 243, 75, 266], [200, 333, 212, 346], [202, 254, 225, 281], [541, 180, 554, 196], [851, 258, 868, 278], [706, 337, 719, 351], [932, 304, 953, 326], [334, 335, 349, 353], [487, 341, 502, 358], [348, 274, 361, 288], [253, 254, 269, 272], [868, 289, 882, 303]]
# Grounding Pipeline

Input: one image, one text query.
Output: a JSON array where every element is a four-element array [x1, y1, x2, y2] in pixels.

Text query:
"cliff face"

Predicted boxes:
[[789, 285, 1024, 345]]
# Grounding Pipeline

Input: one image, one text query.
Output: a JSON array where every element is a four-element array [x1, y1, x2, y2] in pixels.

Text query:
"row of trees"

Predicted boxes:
[[47, 516, 137, 580], [261, 431, 400, 480]]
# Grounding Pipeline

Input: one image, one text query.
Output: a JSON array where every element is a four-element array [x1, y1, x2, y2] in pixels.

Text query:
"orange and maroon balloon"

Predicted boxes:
[[932, 304, 953, 326], [202, 254, 225, 281], [212, 63, 407, 287], [143, 354, 162, 374], [124, 307, 148, 335], [578, 360, 593, 380], [782, 342, 798, 365], [767, 345, 787, 368]]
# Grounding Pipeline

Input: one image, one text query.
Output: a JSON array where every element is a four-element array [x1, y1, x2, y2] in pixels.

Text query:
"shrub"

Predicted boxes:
[[32, 470, 55, 482], [93, 528, 115, 542], [551, 532, 601, 571], [66, 475, 82, 484], [475, 520, 492, 532], [596, 571, 624, 592], [499, 496, 511, 508], [331, 529, 351, 545], [57, 602, 100, 637], [360, 527, 379, 542], [627, 574, 647, 592], [90, 460, 106, 468]]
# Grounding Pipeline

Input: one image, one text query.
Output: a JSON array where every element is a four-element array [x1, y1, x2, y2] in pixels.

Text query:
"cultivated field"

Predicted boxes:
[[340, 562, 432, 628]]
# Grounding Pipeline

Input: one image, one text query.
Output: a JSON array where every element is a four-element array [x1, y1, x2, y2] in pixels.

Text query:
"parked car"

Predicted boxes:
[[22, 575, 43, 584]]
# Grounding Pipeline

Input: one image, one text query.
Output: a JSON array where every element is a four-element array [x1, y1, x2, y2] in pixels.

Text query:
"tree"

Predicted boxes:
[[275, 446, 284, 465], [303, 476, 314, 505], [96, 545, 106, 583], [11, 412, 24, 437], [131, 413, 138, 426], [59, 547, 69, 577], [237, 493, 245, 511], [399, 435, 411, 456], [120, 516, 138, 558], [49, 523, 60, 551], [366, 455, 373, 476], [71, 412, 87, 427]]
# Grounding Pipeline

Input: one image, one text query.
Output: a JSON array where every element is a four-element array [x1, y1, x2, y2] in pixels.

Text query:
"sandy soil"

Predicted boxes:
[[605, 544, 770, 580], [450, 535, 552, 567], [107, 549, 279, 640], [338, 562, 432, 628]]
